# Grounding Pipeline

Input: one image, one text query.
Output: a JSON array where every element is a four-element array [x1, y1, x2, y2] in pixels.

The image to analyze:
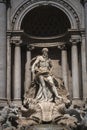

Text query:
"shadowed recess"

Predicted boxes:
[[21, 5, 71, 37]]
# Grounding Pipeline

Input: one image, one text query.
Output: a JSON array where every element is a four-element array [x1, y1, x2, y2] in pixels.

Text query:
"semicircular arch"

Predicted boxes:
[[12, 0, 80, 30]]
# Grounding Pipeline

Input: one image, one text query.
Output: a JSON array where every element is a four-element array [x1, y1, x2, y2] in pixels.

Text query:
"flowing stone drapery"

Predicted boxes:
[[81, 32, 87, 100], [25, 46, 31, 92], [14, 40, 21, 101], [61, 45, 69, 90], [71, 38, 80, 99], [0, 0, 7, 101]]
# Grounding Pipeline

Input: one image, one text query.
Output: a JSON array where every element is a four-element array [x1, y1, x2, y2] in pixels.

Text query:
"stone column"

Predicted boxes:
[[61, 45, 68, 90], [7, 0, 11, 100], [7, 35, 11, 100], [81, 32, 87, 100], [71, 38, 80, 99], [14, 40, 21, 102], [0, 0, 7, 102], [25, 46, 32, 92]]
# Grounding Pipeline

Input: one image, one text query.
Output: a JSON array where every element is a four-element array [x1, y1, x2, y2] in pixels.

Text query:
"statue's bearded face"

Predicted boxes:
[[42, 51, 48, 58]]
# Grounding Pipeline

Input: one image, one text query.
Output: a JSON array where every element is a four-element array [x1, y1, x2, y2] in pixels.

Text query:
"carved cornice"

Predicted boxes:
[[29, 42, 66, 48], [7, 30, 24, 36], [12, 0, 80, 29]]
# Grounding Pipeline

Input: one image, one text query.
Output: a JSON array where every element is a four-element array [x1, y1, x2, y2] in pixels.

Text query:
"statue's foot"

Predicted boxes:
[[56, 95, 63, 100], [43, 98, 48, 102], [38, 98, 48, 102], [58, 96, 62, 99]]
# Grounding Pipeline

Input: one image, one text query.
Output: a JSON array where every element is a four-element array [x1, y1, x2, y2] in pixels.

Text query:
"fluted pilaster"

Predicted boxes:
[[81, 32, 87, 100], [0, 0, 7, 103]]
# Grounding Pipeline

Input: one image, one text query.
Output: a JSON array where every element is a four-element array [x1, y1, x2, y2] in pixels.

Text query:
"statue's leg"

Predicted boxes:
[[47, 76, 62, 99], [35, 84, 43, 100], [39, 75, 47, 101]]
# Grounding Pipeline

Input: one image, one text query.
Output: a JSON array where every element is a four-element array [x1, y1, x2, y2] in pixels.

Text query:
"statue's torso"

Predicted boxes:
[[37, 56, 51, 73]]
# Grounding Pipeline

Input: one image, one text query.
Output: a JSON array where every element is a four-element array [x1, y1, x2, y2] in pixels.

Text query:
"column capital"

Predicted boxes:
[[81, 31, 86, 38], [11, 40, 22, 46], [58, 44, 67, 50], [27, 44, 35, 51], [11, 36, 22, 46], [70, 38, 81, 45]]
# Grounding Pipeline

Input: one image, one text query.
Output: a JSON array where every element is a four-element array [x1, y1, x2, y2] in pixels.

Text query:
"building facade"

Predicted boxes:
[[0, 0, 87, 106]]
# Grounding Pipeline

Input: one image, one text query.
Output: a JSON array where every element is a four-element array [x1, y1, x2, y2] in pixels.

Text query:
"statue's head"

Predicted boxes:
[[42, 48, 48, 53], [42, 48, 48, 58]]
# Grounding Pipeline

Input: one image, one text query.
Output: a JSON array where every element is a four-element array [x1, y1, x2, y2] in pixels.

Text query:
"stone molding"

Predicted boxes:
[[12, 0, 80, 29]]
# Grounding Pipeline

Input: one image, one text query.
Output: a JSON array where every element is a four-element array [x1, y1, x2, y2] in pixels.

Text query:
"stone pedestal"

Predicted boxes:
[[0, 0, 7, 102], [28, 125, 70, 130]]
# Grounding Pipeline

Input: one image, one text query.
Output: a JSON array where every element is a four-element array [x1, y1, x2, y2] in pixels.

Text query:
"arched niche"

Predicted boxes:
[[21, 5, 71, 37], [12, 0, 80, 30]]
